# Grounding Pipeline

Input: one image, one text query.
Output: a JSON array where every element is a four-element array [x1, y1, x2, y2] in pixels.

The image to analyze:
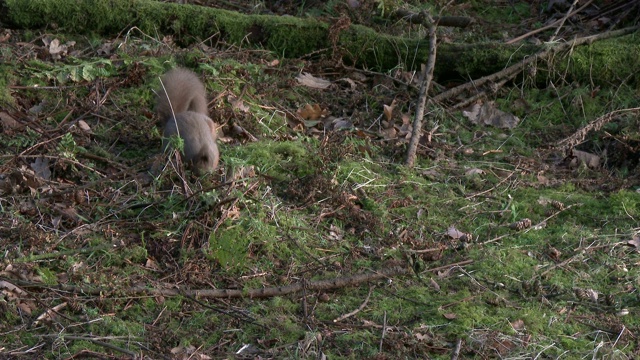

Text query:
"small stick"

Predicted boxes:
[[333, 285, 375, 322], [549, 0, 581, 42], [379, 310, 387, 353], [451, 338, 462, 360], [505, 0, 594, 44]]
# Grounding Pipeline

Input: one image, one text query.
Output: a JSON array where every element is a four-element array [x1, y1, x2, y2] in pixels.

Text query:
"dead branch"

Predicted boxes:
[[506, 0, 595, 44], [549, 0, 582, 42], [433, 25, 640, 105], [9, 259, 473, 299], [525, 204, 580, 232], [554, 107, 640, 152], [405, 13, 438, 167]]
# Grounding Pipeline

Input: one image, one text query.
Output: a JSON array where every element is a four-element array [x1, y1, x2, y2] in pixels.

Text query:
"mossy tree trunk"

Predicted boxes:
[[1, 0, 638, 85]]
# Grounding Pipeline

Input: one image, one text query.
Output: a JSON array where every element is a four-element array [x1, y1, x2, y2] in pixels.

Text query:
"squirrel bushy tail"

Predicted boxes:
[[156, 68, 219, 173]]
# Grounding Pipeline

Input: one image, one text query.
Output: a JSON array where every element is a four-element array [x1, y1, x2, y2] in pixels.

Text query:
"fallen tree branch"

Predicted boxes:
[[8, 259, 473, 299], [433, 25, 640, 105], [9, 266, 408, 298], [554, 107, 640, 152]]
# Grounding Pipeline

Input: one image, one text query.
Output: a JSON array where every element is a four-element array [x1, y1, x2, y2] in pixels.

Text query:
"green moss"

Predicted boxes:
[[226, 140, 317, 178], [558, 35, 640, 86]]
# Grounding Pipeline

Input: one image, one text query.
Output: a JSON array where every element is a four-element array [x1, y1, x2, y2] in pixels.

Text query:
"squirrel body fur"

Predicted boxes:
[[156, 68, 219, 172]]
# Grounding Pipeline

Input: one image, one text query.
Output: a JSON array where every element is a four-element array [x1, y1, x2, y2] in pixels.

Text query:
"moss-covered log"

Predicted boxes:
[[1, 0, 638, 85]]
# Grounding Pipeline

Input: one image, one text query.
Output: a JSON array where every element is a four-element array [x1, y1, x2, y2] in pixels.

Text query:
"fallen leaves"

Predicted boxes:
[[462, 100, 520, 129], [0, 111, 21, 134], [447, 226, 473, 242], [44, 37, 76, 60], [297, 103, 328, 120], [296, 72, 331, 89], [627, 234, 640, 249]]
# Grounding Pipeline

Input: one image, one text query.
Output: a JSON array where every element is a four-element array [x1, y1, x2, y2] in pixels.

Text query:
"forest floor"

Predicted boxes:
[[1, 0, 640, 359]]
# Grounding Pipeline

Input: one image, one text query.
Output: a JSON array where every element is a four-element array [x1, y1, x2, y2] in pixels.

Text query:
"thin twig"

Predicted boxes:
[[506, 0, 595, 44], [549, 0, 581, 42], [525, 203, 580, 233], [379, 310, 387, 353], [334, 285, 375, 322], [436, 25, 640, 105]]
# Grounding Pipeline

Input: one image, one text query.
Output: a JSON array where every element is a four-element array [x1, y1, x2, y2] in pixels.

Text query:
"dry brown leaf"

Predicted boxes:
[[224, 205, 241, 220], [146, 258, 160, 270], [537, 174, 549, 185], [30, 157, 51, 180], [17, 302, 34, 315], [0, 111, 20, 134], [511, 319, 525, 331], [338, 77, 357, 91], [77, 119, 92, 133], [53, 203, 81, 222], [381, 127, 397, 140], [33, 302, 67, 326], [447, 226, 472, 241], [443, 313, 457, 320], [465, 168, 484, 176], [0, 29, 11, 42], [227, 94, 249, 113], [462, 100, 520, 129], [297, 104, 327, 120], [44, 37, 75, 59], [383, 99, 397, 122], [429, 277, 440, 292], [547, 246, 562, 261], [296, 72, 331, 89], [627, 235, 640, 249]]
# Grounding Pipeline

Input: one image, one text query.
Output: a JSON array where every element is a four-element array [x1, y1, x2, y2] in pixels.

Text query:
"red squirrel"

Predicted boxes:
[[156, 68, 219, 173]]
